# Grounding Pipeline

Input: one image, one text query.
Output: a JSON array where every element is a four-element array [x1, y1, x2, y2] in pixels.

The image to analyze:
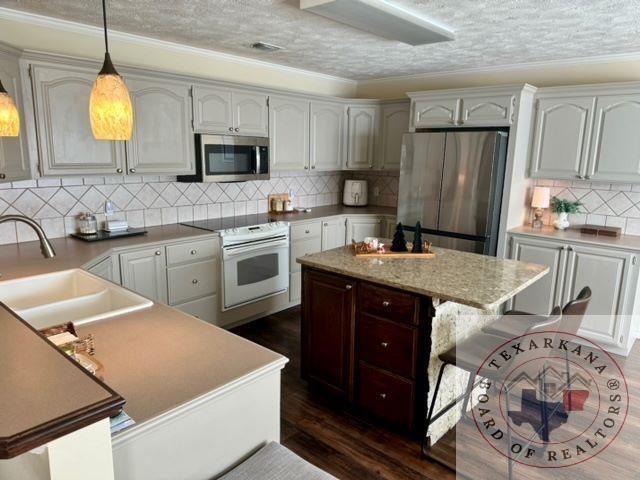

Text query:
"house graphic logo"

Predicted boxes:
[[470, 331, 629, 469]]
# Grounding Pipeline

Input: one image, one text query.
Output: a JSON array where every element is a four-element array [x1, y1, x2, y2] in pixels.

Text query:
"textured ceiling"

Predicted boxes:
[[1, 0, 640, 80]]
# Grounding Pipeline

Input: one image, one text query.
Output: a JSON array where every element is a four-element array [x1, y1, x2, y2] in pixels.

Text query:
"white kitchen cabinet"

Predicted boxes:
[[0, 47, 30, 182], [310, 101, 345, 171], [412, 97, 460, 128], [321, 217, 347, 251], [508, 234, 638, 355], [125, 77, 194, 175], [192, 87, 268, 137], [269, 96, 310, 171], [120, 247, 168, 303], [346, 216, 382, 243], [174, 294, 218, 324], [86, 255, 121, 285], [290, 220, 322, 302], [586, 94, 640, 182], [529, 96, 595, 180], [346, 105, 377, 170], [378, 103, 409, 170], [30, 63, 125, 176], [382, 216, 397, 239], [460, 95, 515, 126]]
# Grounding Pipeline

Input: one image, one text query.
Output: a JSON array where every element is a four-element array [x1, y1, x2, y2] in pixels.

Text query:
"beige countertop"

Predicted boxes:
[[509, 225, 640, 251], [297, 245, 548, 310]]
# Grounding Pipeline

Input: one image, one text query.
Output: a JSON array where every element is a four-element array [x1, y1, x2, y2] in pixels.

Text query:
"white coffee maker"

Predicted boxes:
[[343, 180, 368, 206]]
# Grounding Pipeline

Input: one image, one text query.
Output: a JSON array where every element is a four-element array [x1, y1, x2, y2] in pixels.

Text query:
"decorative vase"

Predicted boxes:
[[553, 212, 570, 230]]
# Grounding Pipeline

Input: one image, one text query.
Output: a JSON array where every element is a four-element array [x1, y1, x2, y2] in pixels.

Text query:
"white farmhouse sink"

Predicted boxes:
[[0, 269, 153, 330]]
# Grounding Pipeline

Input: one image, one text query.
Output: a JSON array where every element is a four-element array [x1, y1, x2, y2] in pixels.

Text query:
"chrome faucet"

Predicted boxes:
[[0, 215, 56, 258]]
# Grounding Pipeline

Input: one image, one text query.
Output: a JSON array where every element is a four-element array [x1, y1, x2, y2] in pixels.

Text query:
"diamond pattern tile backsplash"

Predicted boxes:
[[532, 179, 640, 235], [0, 170, 352, 245], [347, 170, 399, 208]]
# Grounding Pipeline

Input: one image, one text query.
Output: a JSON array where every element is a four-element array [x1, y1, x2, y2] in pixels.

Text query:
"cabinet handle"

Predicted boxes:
[[323, 222, 328, 226], [567, 246, 573, 252], [192, 279, 199, 284], [311, 165, 316, 169], [234, 127, 240, 132], [228, 127, 234, 132], [304, 165, 309, 170], [155, 251, 161, 255], [116, 168, 123, 173], [379, 393, 387, 400], [382, 300, 390, 307], [585, 175, 592, 179], [0, 173, 5, 180], [190, 249, 197, 255], [381, 342, 389, 348], [305, 229, 310, 234], [345, 285, 352, 290], [129, 168, 136, 173]]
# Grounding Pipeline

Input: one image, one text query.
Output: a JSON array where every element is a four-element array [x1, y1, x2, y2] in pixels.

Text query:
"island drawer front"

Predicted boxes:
[[358, 313, 416, 379], [174, 294, 218, 324], [291, 221, 322, 240], [167, 260, 217, 304], [359, 283, 418, 325], [166, 239, 218, 266], [357, 362, 414, 430]]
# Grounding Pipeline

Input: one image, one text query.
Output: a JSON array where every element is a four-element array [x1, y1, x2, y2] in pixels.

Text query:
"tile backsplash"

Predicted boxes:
[[531, 179, 640, 235], [347, 170, 399, 208], [0, 170, 348, 245]]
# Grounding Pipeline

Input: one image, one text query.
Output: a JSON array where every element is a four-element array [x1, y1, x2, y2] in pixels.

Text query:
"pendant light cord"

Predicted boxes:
[[102, 0, 109, 54]]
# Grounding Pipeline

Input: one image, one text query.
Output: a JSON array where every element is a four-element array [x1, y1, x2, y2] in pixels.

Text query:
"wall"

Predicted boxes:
[[529, 179, 640, 235], [0, 171, 346, 245]]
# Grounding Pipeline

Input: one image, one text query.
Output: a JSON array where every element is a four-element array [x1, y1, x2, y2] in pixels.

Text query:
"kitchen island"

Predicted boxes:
[[297, 245, 548, 445]]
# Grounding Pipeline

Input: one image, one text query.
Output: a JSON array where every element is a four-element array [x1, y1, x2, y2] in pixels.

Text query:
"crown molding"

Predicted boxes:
[[0, 7, 357, 87]]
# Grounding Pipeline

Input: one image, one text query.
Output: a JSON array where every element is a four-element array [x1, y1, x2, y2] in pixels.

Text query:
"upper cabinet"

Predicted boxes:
[[529, 95, 595, 180], [0, 47, 30, 182], [192, 86, 268, 137], [346, 105, 378, 170], [378, 102, 410, 170], [310, 101, 345, 171], [124, 77, 194, 175], [269, 95, 310, 171], [30, 63, 125, 176], [460, 94, 515, 126], [412, 97, 459, 128]]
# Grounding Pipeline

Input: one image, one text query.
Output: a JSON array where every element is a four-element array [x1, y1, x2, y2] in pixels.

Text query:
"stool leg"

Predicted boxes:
[[504, 383, 514, 480], [422, 362, 448, 457], [460, 371, 475, 419]]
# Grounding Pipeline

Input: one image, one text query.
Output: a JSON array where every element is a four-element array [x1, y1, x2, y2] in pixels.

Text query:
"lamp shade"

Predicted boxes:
[[90, 54, 133, 140], [0, 81, 20, 137], [531, 186, 550, 209]]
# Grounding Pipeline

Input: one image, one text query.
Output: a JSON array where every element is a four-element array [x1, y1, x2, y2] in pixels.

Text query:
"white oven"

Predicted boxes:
[[220, 222, 289, 310]]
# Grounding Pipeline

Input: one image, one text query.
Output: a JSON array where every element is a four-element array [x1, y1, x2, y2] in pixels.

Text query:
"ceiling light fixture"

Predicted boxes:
[[90, 0, 133, 140], [300, 0, 455, 46], [0, 80, 20, 137]]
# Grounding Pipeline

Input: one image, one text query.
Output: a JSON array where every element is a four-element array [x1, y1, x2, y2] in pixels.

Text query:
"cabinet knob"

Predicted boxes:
[[116, 168, 123, 173], [304, 165, 309, 170], [345, 284, 352, 290], [190, 249, 197, 255], [305, 229, 310, 234], [382, 300, 390, 307], [323, 222, 328, 226], [0, 173, 6, 179], [381, 342, 389, 348], [234, 127, 240, 132], [192, 279, 199, 284], [228, 127, 234, 132], [155, 251, 161, 255], [129, 168, 136, 173], [311, 165, 316, 169], [379, 393, 387, 400]]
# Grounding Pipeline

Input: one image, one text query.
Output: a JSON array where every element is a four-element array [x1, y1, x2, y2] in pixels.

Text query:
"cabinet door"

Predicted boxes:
[[269, 96, 310, 171], [86, 256, 121, 285], [31, 64, 124, 176], [563, 245, 634, 349], [346, 106, 377, 170], [509, 236, 567, 315], [310, 101, 345, 171], [192, 86, 233, 134], [460, 95, 515, 126], [382, 216, 397, 239], [0, 49, 30, 182], [412, 97, 460, 128], [322, 218, 347, 251], [346, 216, 382, 243], [587, 94, 640, 182], [379, 103, 409, 171], [302, 269, 355, 398], [120, 247, 168, 303], [529, 96, 595, 180], [125, 78, 194, 174], [232, 92, 268, 137]]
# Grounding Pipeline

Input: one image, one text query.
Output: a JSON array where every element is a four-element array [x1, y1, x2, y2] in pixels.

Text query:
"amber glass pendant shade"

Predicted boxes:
[[90, 53, 133, 140], [0, 80, 20, 137]]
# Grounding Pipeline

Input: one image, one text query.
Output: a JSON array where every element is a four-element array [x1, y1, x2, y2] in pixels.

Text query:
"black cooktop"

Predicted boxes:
[[181, 214, 273, 232]]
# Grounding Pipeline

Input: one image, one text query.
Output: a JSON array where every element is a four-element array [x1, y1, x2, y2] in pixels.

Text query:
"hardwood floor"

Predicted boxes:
[[232, 307, 640, 480]]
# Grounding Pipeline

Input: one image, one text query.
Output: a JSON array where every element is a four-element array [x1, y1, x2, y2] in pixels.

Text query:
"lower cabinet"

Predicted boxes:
[[120, 247, 168, 303], [289, 220, 322, 302], [321, 217, 347, 251], [346, 216, 382, 243], [508, 234, 638, 354], [86, 256, 121, 284]]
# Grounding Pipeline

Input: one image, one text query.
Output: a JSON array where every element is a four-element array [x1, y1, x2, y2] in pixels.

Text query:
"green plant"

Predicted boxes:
[[551, 196, 582, 214]]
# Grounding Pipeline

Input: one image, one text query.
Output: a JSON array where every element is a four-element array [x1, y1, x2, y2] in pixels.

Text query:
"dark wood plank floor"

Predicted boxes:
[[232, 307, 640, 480]]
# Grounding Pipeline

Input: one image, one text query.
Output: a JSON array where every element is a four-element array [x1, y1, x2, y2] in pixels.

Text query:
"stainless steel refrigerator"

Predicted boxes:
[[397, 129, 508, 256]]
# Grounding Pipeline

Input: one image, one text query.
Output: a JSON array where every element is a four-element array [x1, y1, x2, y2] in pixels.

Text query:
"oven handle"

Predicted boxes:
[[223, 238, 289, 257]]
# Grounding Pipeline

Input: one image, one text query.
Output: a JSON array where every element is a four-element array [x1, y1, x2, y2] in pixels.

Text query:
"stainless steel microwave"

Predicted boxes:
[[177, 134, 269, 183]]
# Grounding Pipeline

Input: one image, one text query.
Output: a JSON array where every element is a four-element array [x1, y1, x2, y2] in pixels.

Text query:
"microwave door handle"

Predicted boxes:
[[254, 145, 260, 174]]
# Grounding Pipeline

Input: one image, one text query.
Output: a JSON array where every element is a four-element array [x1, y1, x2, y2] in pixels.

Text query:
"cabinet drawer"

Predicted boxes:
[[291, 221, 322, 240], [358, 313, 416, 378], [291, 236, 322, 272], [167, 259, 217, 304], [359, 282, 418, 325], [166, 239, 218, 266], [174, 294, 218, 324], [357, 362, 414, 429]]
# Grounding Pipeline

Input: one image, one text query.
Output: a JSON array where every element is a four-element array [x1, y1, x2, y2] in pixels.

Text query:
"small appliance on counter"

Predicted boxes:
[[343, 180, 368, 206]]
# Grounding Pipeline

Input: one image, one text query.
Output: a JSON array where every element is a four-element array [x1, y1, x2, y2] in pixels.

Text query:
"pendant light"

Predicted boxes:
[[90, 0, 133, 140], [0, 80, 20, 137]]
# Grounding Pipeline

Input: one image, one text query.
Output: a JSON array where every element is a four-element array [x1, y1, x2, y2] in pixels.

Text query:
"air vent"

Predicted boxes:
[[250, 42, 284, 52]]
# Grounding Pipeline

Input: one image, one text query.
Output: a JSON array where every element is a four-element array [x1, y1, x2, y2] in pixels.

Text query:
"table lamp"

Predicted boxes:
[[531, 186, 550, 229]]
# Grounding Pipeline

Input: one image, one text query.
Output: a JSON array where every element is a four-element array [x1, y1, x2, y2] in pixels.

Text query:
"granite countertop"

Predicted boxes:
[[297, 245, 548, 310], [509, 225, 640, 251]]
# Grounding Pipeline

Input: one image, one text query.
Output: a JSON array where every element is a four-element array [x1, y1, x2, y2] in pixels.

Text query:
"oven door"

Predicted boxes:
[[222, 238, 289, 310], [201, 135, 269, 182]]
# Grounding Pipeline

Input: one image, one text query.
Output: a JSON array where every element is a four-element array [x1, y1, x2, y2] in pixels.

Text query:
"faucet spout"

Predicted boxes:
[[0, 215, 56, 258]]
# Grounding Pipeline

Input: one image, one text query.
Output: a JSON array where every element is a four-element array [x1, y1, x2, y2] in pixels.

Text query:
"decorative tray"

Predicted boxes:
[[71, 228, 148, 242], [352, 240, 435, 258]]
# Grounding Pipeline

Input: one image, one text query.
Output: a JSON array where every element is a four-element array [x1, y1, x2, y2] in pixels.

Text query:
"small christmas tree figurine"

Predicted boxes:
[[412, 222, 423, 253], [390, 223, 408, 252]]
